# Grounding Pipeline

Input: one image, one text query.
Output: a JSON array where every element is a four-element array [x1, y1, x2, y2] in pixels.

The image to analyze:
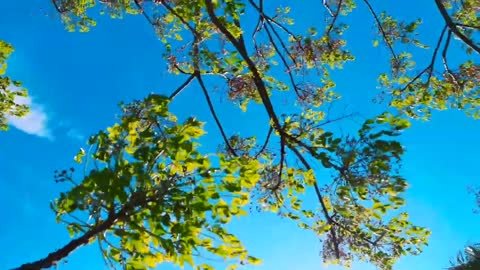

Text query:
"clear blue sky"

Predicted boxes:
[[1, 0, 479, 269]]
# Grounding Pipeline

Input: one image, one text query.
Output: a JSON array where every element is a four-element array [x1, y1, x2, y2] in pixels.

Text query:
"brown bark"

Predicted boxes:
[[434, 0, 480, 54], [11, 206, 128, 270]]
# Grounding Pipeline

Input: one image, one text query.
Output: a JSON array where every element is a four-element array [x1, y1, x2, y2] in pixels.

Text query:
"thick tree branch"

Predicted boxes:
[[434, 0, 480, 54], [51, 0, 65, 14], [205, 0, 282, 131], [12, 204, 130, 270], [204, 1, 344, 258]]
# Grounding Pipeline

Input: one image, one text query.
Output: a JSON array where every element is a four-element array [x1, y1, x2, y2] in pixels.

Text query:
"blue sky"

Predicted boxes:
[[1, 0, 479, 269]]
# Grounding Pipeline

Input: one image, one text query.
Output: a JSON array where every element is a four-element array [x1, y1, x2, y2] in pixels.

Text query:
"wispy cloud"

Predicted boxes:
[[7, 95, 51, 139]]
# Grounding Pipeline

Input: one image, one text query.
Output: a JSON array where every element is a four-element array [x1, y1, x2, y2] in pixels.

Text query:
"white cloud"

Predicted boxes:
[[6, 95, 51, 139]]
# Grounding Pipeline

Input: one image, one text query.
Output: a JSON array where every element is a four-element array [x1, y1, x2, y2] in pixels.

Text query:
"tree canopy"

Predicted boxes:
[[4, 0, 479, 270], [450, 243, 480, 269], [0, 40, 29, 131]]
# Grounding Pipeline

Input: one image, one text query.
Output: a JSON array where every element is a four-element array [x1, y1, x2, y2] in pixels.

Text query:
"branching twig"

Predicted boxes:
[[263, 23, 301, 97], [425, 25, 449, 84], [399, 25, 448, 92], [205, 1, 347, 258], [159, 0, 199, 38], [247, 0, 298, 40], [265, 21, 298, 68], [254, 126, 273, 158], [196, 73, 238, 157], [325, 0, 343, 37], [362, 0, 398, 62], [205, 0, 282, 131]]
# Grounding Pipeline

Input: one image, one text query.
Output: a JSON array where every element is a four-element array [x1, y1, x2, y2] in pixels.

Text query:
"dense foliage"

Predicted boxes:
[[7, 0, 479, 269], [0, 40, 29, 131], [450, 244, 480, 270]]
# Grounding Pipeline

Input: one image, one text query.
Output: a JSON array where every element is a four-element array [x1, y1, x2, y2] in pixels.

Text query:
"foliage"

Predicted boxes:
[[0, 40, 29, 131], [449, 244, 480, 270], [11, 0, 479, 269], [16, 95, 262, 270], [449, 191, 480, 270]]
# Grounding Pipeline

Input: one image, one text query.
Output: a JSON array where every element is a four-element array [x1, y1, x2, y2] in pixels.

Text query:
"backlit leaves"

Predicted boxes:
[[41, 0, 480, 269], [51, 95, 262, 269], [0, 40, 29, 131]]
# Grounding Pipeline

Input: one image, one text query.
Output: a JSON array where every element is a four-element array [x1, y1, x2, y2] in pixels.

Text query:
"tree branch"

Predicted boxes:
[[133, 0, 156, 26], [362, 0, 398, 62], [325, 0, 343, 37], [196, 73, 238, 157], [204, 2, 343, 256], [12, 204, 130, 270], [434, 0, 480, 54], [168, 74, 195, 100], [205, 0, 282, 131], [254, 126, 273, 158], [442, 30, 460, 86]]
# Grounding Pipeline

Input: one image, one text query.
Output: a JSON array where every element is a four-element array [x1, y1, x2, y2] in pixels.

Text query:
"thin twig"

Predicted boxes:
[[254, 126, 273, 158], [362, 0, 398, 62], [272, 132, 286, 191], [265, 20, 299, 70], [168, 74, 195, 100], [133, 0, 156, 26], [205, 0, 282, 131], [196, 74, 238, 157], [322, 0, 335, 17], [455, 23, 480, 30], [247, 0, 299, 40], [263, 23, 301, 97], [425, 25, 449, 84], [286, 144, 341, 259], [325, 0, 343, 37], [442, 30, 460, 86], [159, 0, 200, 38], [399, 25, 448, 92]]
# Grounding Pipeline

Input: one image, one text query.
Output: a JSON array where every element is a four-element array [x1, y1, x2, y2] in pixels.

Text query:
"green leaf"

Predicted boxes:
[[247, 256, 262, 265], [74, 148, 85, 163]]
